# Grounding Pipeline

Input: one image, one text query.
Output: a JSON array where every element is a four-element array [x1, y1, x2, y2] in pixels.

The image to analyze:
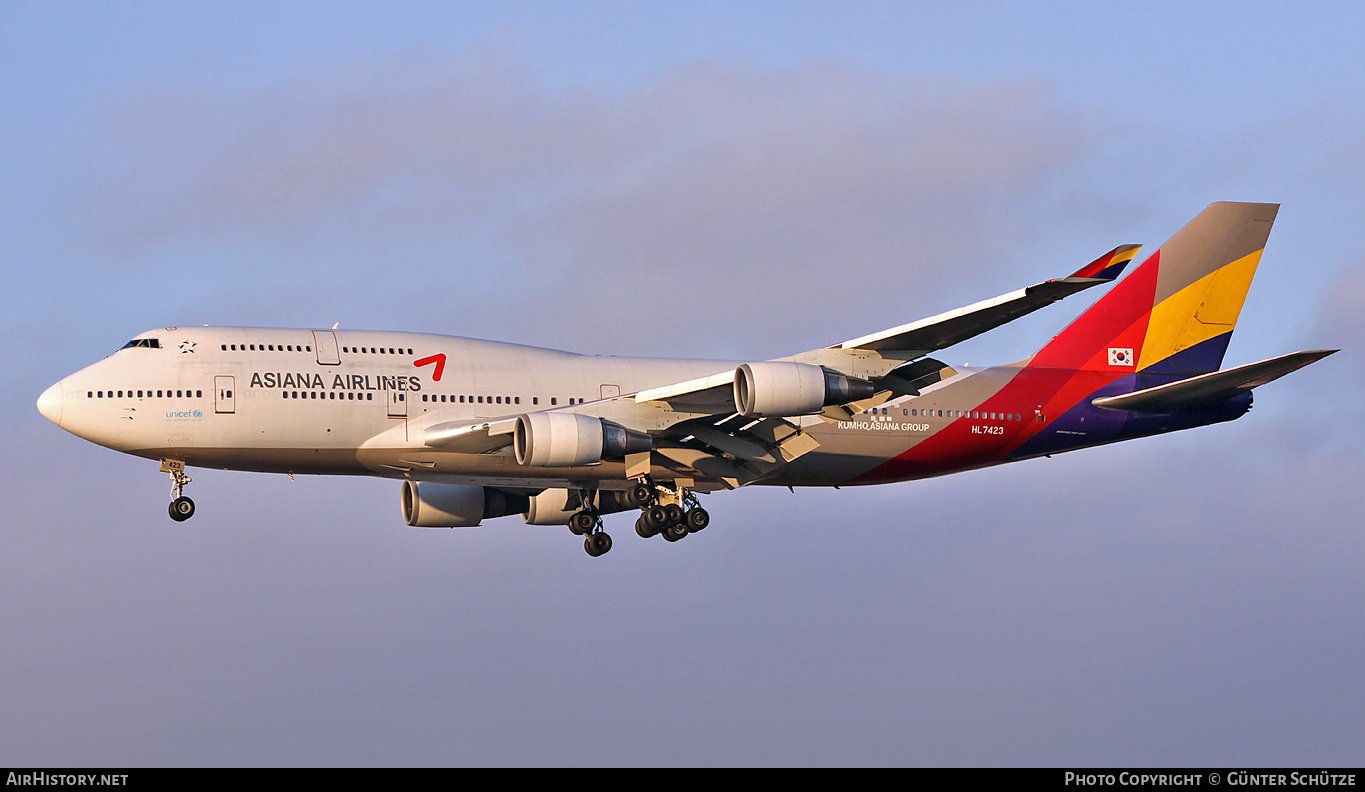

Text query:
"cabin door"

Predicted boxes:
[[387, 388, 407, 418], [214, 376, 236, 414]]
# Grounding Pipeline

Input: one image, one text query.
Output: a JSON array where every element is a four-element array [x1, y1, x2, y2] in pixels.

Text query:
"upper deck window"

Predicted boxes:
[[120, 338, 161, 350]]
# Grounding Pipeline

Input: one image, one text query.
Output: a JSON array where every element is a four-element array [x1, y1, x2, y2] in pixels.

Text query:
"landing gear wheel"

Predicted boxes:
[[644, 505, 669, 530], [584, 532, 613, 557], [664, 503, 684, 526], [662, 522, 688, 542], [635, 515, 658, 539], [169, 496, 195, 522], [627, 482, 654, 508], [164, 460, 195, 522], [569, 510, 597, 536], [686, 506, 710, 532]]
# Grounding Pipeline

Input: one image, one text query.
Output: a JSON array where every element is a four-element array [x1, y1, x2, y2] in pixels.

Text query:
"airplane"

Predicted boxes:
[[37, 202, 1335, 556]]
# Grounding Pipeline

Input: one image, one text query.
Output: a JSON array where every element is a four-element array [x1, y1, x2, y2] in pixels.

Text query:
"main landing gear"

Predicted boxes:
[[568, 505, 613, 558], [162, 459, 195, 522], [630, 480, 708, 545], [565, 479, 710, 558]]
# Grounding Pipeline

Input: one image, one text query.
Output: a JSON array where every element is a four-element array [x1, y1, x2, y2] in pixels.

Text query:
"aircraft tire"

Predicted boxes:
[[569, 510, 596, 536], [585, 532, 612, 557], [644, 505, 668, 529], [686, 507, 710, 532], [662, 522, 688, 542], [627, 482, 653, 508], [664, 503, 684, 526], [635, 515, 658, 539], [168, 496, 195, 522]]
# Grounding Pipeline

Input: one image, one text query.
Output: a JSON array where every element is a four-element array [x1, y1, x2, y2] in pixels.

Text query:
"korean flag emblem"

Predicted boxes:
[[1108, 347, 1134, 366]]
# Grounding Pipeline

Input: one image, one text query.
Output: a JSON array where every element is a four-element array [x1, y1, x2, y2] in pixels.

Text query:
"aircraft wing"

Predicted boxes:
[[829, 244, 1140, 355], [632, 244, 1140, 412], [423, 416, 518, 454], [415, 245, 1140, 487]]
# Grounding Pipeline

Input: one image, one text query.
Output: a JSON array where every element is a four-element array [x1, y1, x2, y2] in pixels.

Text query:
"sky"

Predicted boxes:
[[1, 0, 1362, 767]]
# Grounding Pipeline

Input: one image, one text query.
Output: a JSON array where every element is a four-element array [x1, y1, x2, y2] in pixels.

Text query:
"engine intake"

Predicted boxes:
[[733, 361, 876, 418]]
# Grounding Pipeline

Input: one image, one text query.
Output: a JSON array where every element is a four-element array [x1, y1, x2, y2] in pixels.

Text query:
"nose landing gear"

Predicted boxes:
[[162, 459, 195, 522]]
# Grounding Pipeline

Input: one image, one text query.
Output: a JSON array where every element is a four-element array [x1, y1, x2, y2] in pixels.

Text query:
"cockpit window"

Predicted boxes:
[[120, 338, 161, 350]]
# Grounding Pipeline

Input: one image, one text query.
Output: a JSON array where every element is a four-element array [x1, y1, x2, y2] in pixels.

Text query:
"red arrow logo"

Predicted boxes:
[[414, 353, 446, 381]]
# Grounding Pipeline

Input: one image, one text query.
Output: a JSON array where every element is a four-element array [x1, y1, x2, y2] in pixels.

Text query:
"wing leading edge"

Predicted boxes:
[[832, 244, 1141, 355]]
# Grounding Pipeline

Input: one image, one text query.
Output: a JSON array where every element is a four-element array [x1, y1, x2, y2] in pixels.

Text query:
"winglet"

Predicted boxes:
[[1068, 244, 1141, 281]]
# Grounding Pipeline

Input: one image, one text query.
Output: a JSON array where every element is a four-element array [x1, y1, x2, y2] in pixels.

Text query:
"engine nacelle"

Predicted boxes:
[[733, 362, 876, 418], [514, 412, 650, 467], [400, 482, 527, 528], [522, 488, 635, 525]]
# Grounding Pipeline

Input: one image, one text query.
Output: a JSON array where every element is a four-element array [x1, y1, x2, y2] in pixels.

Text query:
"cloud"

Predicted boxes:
[[1315, 263, 1365, 377], [76, 54, 1084, 356]]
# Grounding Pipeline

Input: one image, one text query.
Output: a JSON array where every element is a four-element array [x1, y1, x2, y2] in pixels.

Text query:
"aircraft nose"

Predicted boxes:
[[37, 381, 64, 426]]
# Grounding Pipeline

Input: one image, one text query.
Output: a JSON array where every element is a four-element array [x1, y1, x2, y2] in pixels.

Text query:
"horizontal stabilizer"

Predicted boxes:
[[1091, 350, 1336, 413]]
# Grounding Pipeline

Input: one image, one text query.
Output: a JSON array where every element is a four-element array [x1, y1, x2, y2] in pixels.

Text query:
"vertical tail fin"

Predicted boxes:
[[1029, 202, 1278, 379]]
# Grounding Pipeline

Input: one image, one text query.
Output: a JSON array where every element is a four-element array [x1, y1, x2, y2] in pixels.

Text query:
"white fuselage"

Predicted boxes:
[[39, 327, 743, 488]]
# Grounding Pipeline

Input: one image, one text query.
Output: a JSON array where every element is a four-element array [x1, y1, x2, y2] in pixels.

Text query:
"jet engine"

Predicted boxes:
[[522, 488, 634, 525], [513, 412, 651, 468], [400, 482, 528, 528], [733, 361, 876, 418]]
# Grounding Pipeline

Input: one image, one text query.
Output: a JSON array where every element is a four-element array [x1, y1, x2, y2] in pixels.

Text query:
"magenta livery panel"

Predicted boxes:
[[38, 203, 1334, 556]]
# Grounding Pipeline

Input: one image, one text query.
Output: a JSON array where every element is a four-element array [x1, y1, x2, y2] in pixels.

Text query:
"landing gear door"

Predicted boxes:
[[313, 331, 341, 365], [214, 376, 236, 414], [388, 388, 407, 418]]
